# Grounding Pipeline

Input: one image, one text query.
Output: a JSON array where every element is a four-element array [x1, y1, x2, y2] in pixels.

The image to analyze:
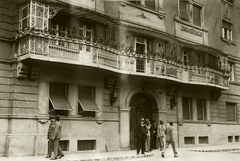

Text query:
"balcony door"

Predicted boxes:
[[135, 37, 147, 73]]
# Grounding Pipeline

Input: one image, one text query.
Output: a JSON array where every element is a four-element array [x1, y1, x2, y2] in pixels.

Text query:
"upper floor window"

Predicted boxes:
[[128, 0, 156, 10], [179, 0, 203, 27], [182, 49, 189, 65], [222, 0, 233, 41], [228, 62, 235, 81], [226, 102, 236, 122], [19, 1, 48, 31], [182, 97, 192, 120], [50, 12, 68, 38], [135, 37, 148, 72], [79, 21, 94, 52]]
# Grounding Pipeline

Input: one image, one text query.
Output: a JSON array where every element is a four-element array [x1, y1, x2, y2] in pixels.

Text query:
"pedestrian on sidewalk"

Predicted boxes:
[[135, 118, 146, 155], [161, 121, 178, 158], [157, 120, 165, 151], [150, 120, 157, 150], [56, 115, 64, 159], [46, 115, 60, 160], [145, 119, 151, 152]]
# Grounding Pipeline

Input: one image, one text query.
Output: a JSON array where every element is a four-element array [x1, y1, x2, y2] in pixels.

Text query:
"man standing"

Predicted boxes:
[[161, 121, 178, 158], [144, 119, 151, 152], [46, 115, 60, 160], [150, 120, 157, 150], [157, 120, 165, 151], [135, 119, 146, 155], [56, 115, 64, 159]]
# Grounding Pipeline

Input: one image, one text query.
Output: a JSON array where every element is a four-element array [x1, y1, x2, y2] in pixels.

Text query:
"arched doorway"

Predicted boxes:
[[129, 92, 158, 150]]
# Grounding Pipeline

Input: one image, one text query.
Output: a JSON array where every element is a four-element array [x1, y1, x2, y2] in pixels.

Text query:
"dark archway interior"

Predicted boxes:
[[129, 92, 158, 150]]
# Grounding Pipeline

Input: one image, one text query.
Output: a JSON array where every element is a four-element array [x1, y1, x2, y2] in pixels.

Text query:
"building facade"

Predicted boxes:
[[0, 0, 240, 157]]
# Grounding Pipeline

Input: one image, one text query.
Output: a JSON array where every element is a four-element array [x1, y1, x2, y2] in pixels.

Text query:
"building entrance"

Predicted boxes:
[[129, 92, 157, 150]]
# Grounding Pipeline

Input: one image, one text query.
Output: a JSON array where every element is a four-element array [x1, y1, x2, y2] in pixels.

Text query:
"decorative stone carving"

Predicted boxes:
[[136, 13, 149, 20], [223, 1, 232, 20]]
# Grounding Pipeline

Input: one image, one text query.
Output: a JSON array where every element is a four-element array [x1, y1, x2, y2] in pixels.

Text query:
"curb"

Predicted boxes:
[[63, 153, 154, 161], [190, 148, 240, 153]]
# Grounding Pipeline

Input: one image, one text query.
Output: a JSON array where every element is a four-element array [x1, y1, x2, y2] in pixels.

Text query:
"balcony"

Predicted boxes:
[[17, 29, 229, 90]]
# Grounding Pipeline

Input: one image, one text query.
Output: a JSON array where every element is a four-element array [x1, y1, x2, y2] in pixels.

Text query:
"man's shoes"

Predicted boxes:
[[174, 154, 179, 158], [57, 154, 64, 159], [161, 153, 165, 158], [45, 156, 50, 158], [50, 157, 57, 160]]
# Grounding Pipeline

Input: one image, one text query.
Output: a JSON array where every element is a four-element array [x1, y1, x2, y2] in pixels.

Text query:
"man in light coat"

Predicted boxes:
[[161, 121, 178, 158], [157, 120, 165, 151]]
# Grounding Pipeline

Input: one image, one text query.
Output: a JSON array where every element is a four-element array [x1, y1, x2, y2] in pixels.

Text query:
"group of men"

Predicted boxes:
[[135, 118, 178, 158], [46, 115, 65, 160]]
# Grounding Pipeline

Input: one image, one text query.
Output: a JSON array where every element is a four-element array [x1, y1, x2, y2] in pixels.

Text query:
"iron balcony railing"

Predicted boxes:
[[17, 32, 230, 89]]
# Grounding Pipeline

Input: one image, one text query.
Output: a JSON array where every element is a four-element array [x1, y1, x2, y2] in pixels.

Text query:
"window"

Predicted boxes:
[[78, 86, 99, 117], [78, 140, 96, 151], [49, 83, 73, 116], [179, 0, 202, 26], [182, 50, 188, 65], [222, 0, 233, 41], [228, 136, 233, 142], [59, 140, 69, 151], [197, 99, 206, 121], [193, 4, 201, 26], [199, 136, 209, 144], [235, 136, 239, 142], [222, 20, 233, 40], [226, 102, 236, 122], [228, 62, 235, 81], [19, 1, 48, 31], [182, 97, 192, 120], [50, 12, 68, 46], [184, 137, 195, 144], [135, 37, 148, 73], [79, 22, 93, 52], [128, 0, 156, 10]]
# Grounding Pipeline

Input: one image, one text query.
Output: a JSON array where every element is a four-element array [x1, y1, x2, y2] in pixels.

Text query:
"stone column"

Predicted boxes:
[[119, 107, 130, 150], [192, 98, 197, 121], [206, 99, 210, 121], [68, 85, 78, 116]]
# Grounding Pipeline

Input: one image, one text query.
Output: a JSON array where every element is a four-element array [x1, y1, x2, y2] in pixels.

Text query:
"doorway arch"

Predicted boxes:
[[129, 92, 158, 150]]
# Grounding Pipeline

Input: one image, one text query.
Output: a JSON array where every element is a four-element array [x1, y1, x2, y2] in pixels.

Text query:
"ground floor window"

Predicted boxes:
[[226, 102, 236, 122], [184, 136, 195, 145], [197, 99, 206, 121], [59, 140, 69, 151], [182, 97, 192, 120]]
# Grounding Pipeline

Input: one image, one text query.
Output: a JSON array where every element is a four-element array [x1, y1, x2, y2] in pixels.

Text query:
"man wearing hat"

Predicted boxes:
[[161, 121, 178, 158], [157, 120, 165, 151], [135, 118, 146, 155], [46, 115, 60, 160]]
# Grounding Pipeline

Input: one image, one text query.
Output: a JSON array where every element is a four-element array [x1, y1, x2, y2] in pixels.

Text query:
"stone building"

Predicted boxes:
[[0, 0, 240, 157]]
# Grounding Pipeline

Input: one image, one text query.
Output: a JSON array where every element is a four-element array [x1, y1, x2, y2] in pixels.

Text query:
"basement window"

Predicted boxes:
[[77, 140, 96, 151], [184, 137, 195, 145], [59, 140, 69, 151], [199, 136, 209, 144]]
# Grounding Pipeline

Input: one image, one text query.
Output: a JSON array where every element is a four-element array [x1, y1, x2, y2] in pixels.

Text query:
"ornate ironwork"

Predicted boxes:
[[49, 5, 61, 19]]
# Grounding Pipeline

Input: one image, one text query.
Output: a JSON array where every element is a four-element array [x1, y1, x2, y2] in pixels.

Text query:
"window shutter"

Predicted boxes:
[[180, 1, 189, 21], [193, 5, 201, 26], [223, 21, 232, 30]]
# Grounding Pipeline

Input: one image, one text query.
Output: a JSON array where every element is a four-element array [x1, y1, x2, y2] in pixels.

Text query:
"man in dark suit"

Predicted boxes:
[[135, 119, 146, 155], [161, 121, 178, 158], [46, 115, 60, 160], [56, 115, 64, 159]]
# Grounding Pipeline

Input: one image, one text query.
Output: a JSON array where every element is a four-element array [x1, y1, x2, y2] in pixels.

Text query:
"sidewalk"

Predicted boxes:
[[0, 144, 239, 161]]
